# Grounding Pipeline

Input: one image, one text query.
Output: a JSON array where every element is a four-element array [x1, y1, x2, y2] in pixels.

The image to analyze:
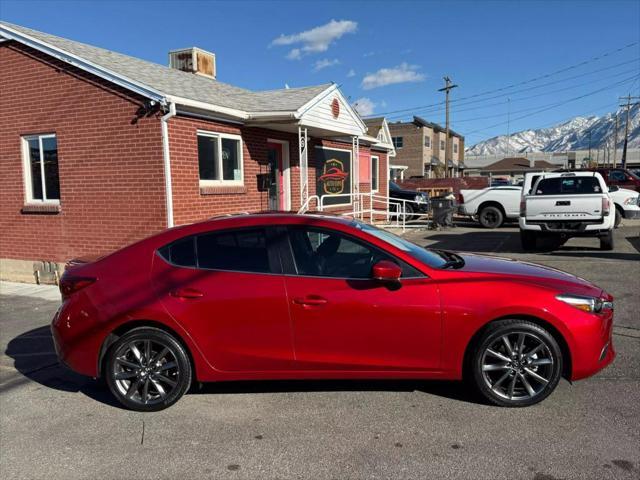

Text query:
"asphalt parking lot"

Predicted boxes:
[[1, 221, 639, 480]]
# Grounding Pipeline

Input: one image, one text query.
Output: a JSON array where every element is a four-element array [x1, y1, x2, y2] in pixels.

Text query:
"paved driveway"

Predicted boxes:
[[1, 223, 639, 479]]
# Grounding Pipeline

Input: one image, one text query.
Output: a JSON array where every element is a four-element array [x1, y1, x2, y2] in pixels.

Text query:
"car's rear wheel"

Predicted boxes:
[[600, 230, 614, 250], [479, 206, 504, 228], [469, 320, 563, 407], [105, 327, 192, 411]]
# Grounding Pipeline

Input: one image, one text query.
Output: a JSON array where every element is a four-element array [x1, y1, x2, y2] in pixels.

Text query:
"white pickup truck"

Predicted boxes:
[[460, 173, 639, 229], [519, 171, 615, 250]]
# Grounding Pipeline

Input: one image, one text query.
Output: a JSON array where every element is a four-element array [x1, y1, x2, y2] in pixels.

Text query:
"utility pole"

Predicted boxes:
[[438, 76, 458, 178], [619, 95, 640, 168], [613, 112, 619, 168], [506, 97, 511, 157]]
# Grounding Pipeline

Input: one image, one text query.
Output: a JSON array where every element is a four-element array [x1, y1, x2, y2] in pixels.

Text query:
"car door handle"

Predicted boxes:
[[293, 296, 328, 306], [170, 288, 204, 299]]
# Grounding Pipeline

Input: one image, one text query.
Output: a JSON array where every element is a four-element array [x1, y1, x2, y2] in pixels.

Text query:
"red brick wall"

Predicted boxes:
[[0, 42, 166, 263], [168, 117, 301, 224]]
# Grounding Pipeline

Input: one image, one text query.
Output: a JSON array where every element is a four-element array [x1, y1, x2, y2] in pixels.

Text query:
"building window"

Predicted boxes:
[[22, 134, 60, 203], [197, 131, 243, 185], [424, 136, 431, 148], [440, 140, 445, 150], [371, 155, 379, 192], [453, 143, 458, 154], [392, 136, 404, 149]]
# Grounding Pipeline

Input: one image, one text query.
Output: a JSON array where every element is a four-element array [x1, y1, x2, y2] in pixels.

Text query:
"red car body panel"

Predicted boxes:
[[51, 214, 615, 384]]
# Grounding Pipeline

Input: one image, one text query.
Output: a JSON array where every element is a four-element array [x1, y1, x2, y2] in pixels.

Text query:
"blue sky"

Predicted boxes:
[[1, 0, 639, 146]]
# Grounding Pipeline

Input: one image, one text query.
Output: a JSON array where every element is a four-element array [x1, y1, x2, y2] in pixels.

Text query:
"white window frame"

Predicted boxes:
[[440, 140, 445, 151], [392, 136, 404, 149], [453, 142, 458, 154], [197, 130, 244, 186], [371, 155, 380, 192], [21, 133, 60, 205], [424, 136, 431, 148]]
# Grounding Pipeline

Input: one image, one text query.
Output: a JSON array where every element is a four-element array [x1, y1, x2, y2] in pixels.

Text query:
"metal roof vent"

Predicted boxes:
[[169, 47, 216, 79]]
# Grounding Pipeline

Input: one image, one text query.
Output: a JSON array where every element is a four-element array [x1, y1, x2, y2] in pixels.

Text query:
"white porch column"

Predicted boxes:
[[352, 136, 360, 215], [298, 126, 308, 209]]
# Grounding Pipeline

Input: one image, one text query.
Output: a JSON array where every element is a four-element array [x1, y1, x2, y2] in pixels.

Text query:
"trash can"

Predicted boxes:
[[431, 193, 456, 228]]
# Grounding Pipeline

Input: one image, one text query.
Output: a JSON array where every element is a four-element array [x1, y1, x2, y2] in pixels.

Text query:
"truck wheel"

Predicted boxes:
[[479, 206, 504, 228], [600, 230, 614, 250], [614, 207, 622, 228], [520, 231, 537, 250]]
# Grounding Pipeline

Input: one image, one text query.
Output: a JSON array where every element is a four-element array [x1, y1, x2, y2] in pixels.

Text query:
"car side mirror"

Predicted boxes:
[[608, 185, 619, 192], [372, 260, 402, 283]]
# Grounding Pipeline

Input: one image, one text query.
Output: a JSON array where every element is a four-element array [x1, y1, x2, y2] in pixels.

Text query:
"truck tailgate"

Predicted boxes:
[[525, 194, 603, 221]]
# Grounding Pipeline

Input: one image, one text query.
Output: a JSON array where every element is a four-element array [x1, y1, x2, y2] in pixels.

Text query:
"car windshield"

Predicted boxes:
[[352, 221, 451, 268], [389, 181, 401, 191], [628, 170, 640, 180]]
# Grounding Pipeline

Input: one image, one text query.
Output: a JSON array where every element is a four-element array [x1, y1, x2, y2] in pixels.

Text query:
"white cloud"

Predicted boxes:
[[347, 68, 356, 77], [271, 19, 357, 60], [352, 97, 376, 116], [361, 63, 426, 90], [313, 58, 340, 71]]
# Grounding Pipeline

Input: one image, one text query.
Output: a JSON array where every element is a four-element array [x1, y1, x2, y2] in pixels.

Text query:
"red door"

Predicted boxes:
[[283, 226, 442, 371], [151, 228, 295, 371]]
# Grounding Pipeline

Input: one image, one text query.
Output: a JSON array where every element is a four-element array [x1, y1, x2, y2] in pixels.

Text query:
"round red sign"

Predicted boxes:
[[331, 98, 340, 119]]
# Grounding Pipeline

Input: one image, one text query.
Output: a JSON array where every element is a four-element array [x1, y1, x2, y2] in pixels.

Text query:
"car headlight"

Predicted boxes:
[[414, 194, 426, 203], [556, 294, 613, 313], [623, 196, 638, 205]]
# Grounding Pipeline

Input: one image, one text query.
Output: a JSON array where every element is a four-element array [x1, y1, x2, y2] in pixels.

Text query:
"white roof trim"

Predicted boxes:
[[0, 23, 167, 105]]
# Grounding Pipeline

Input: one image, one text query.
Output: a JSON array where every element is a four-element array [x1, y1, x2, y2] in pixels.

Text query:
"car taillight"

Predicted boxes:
[[602, 197, 610, 216], [59, 275, 95, 300], [520, 199, 526, 217]]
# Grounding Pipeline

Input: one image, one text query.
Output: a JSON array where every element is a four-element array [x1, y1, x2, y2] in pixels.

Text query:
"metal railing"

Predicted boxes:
[[298, 191, 430, 232]]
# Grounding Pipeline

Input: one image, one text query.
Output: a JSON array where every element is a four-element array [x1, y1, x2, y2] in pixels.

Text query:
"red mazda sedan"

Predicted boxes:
[[51, 213, 615, 411]]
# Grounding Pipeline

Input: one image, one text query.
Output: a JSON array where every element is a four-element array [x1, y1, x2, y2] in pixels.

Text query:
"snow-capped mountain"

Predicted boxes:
[[466, 105, 640, 155]]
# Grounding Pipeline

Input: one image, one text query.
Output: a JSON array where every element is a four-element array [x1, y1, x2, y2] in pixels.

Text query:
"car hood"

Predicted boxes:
[[449, 252, 604, 297]]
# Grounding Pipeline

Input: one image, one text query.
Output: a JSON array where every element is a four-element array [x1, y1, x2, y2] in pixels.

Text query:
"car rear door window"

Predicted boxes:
[[288, 226, 421, 279], [196, 228, 271, 273], [158, 237, 196, 267]]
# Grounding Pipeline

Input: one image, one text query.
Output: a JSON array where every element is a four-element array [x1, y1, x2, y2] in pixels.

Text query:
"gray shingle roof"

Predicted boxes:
[[0, 21, 332, 113]]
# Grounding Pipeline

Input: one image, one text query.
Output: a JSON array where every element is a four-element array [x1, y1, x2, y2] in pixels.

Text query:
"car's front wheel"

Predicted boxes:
[[105, 327, 192, 411], [469, 320, 563, 407]]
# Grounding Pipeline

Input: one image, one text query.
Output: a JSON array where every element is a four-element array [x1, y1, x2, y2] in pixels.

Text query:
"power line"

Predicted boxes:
[[371, 41, 639, 118], [463, 73, 639, 136], [385, 58, 640, 120], [394, 65, 640, 123]]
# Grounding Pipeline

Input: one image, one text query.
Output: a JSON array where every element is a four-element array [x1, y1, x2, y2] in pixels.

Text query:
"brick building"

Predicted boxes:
[[388, 116, 465, 179], [0, 22, 393, 282]]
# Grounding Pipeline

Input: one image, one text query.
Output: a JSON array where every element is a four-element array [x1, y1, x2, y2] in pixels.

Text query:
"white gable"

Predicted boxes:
[[298, 86, 366, 137]]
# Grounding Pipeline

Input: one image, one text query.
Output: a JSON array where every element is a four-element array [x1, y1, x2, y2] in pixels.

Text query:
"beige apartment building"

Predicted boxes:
[[388, 116, 464, 179]]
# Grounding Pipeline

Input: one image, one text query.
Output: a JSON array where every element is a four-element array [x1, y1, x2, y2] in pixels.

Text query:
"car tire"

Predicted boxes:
[[105, 327, 192, 412], [469, 320, 563, 407], [600, 230, 614, 251], [614, 207, 622, 228], [520, 230, 537, 250], [403, 202, 416, 221], [479, 206, 504, 228]]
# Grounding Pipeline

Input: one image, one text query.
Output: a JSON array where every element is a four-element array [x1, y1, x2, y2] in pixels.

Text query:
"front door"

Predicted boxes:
[[282, 226, 442, 371], [267, 143, 286, 210]]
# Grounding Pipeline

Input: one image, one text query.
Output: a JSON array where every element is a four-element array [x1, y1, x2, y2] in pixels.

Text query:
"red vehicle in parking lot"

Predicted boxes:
[[591, 168, 640, 192], [52, 214, 615, 411]]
